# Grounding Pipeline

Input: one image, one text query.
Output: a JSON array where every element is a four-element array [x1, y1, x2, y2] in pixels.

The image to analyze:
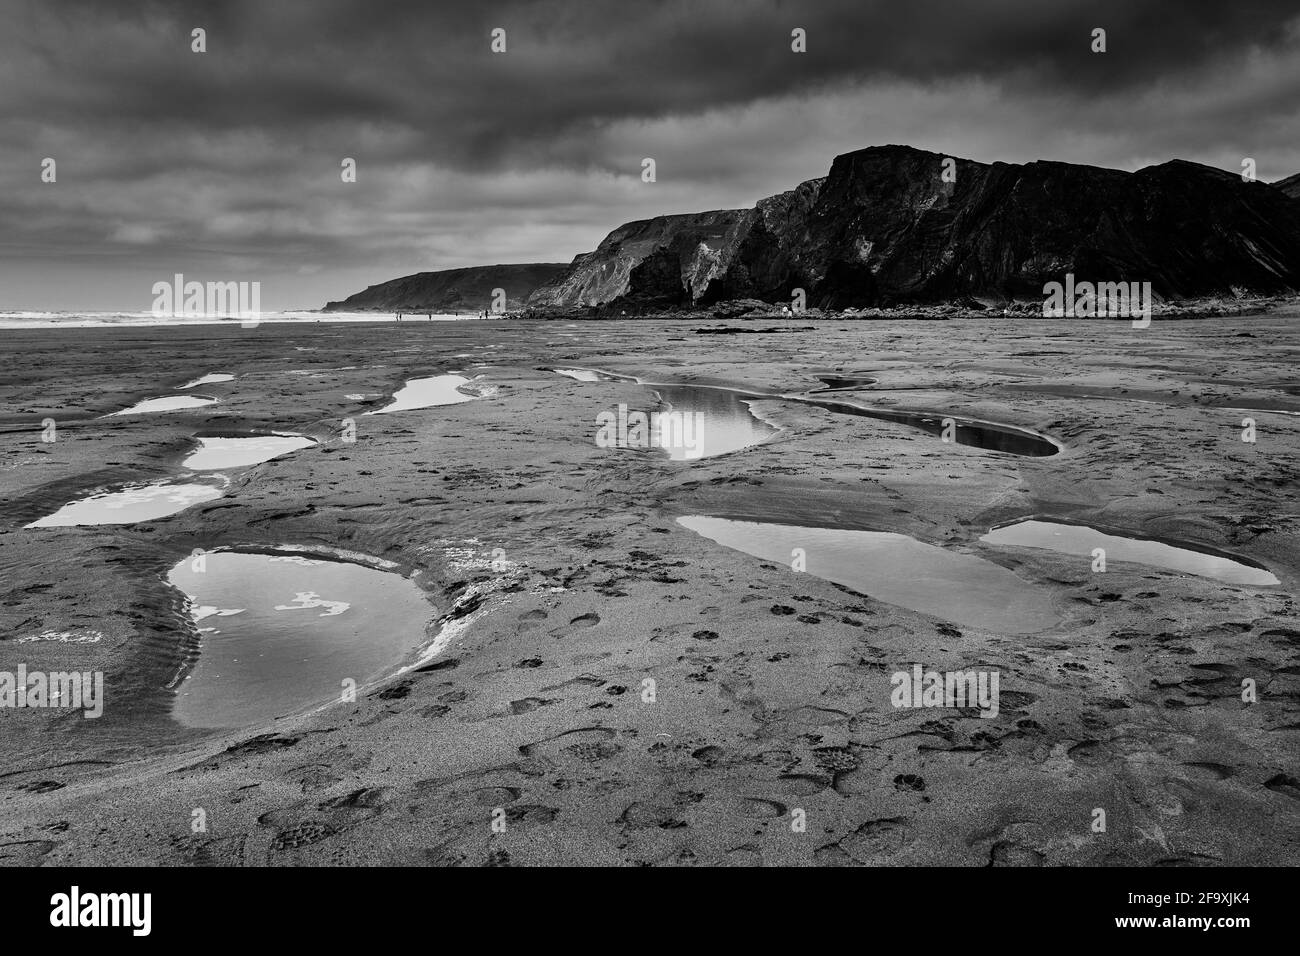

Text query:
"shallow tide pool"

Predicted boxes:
[[555, 366, 1058, 457], [26, 480, 224, 527], [182, 434, 316, 470], [553, 368, 604, 382], [367, 374, 474, 414], [678, 515, 1060, 633], [981, 520, 1278, 586], [649, 384, 779, 460], [168, 550, 434, 728], [179, 373, 235, 389], [112, 395, 218, 416], [552, 367, 778, 459]]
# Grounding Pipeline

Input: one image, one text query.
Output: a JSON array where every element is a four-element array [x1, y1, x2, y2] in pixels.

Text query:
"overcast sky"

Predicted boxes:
[[3, 0, 1299, 311]]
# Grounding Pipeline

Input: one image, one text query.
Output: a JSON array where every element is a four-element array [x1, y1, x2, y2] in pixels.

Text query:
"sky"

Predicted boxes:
[[3, 0, 1300, 311]]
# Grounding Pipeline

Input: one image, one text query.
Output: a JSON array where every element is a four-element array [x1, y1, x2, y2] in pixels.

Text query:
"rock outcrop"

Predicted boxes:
[[530, 146, 1300, 310], [323, 263, 568, 312], [1274, 172, 1300, 201], [525, 210, 757, 309]]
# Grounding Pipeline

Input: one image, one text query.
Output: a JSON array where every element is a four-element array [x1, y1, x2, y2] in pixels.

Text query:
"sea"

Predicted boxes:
[[0, 311, 473, 329]]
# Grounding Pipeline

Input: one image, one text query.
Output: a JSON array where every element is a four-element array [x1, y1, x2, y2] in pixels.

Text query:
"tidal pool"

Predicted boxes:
[[26, 480, 224, 527], [980, 520, 1279, 586], [648, 384, 779, 460], [168, 550, 434, 729], [811, 375, 880, 392], [183, 434, 316, 470], [367, 374, 474, 414], [553, 368, 605, 382], [112, 395, 218, 416], [551, 367, 778, 459], [555, 366, 1059, 457], [179, 373, 235, 389], [678, 515, 1059, 633], [799, 396, 1060, 456]]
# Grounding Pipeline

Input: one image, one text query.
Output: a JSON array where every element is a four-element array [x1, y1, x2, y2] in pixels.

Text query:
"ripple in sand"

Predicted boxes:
[[678, 515, 1060, 633], [168, 550, 434, 729], [981, 519, 1278, 586]]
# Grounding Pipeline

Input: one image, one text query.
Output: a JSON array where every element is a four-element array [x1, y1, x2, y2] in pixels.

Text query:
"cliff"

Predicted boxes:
[[531, 146, 1300, 310], [1274, 172, 1300, 201], [525, 210, 756, 309], [323, 263, 568, 312]]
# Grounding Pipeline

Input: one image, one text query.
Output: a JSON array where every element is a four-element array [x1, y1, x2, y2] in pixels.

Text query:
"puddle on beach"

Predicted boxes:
[[111, 395, 218, 416], [811, 375, 880, 392], [981, 520, 1279, 586], [550, 367, 776, 459], [183, 434, 316, 470], [179, 373, 235, 389], [799, 397, 1059, 456], [650, 384, 779, 460], [554, 368, 604, 382], [678, 515, 1059, 633], [168, 551, 434, 728], [26, 480, 224, 527], [552, 367, 1058, 457], [367, 374, 474, 414]]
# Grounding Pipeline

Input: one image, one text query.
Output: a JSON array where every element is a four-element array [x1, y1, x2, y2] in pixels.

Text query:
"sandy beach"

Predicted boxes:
[[1, 315, 1297, 866]]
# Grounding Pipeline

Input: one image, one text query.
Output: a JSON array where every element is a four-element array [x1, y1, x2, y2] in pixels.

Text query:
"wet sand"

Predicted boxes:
[[1, 316, 1297, 866]]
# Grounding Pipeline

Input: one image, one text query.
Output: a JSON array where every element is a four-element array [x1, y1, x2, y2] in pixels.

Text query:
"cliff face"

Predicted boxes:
[[531, 146, 1300, 310], [526, 184, 826, 309], [526, 210, 756, 309], [323, 263, 568, 312], [329, 149, 1300, 313], [789, 148, 1300, 306], [1275, 172, 1300, 201], [698, 177, 825, 304]]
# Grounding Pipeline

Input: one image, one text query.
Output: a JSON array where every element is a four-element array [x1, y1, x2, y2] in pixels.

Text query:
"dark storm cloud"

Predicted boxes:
[[2, 0, 1299, 309], [9, 0, 1299, 168]]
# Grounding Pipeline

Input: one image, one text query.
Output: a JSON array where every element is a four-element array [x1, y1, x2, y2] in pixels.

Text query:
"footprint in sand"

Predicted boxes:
[[510, 697, 554, 715], [893, 773, 926, 792], [815, 817, 914, 865], [989, 841, 1046, 866], [519, 727, 621, 764], [1180, 762, 1236, 780], [691, 745, 726, 766], [0, 840, 56, 865], [170, 834, 248, 866], [1264, 773, 1300, 801]]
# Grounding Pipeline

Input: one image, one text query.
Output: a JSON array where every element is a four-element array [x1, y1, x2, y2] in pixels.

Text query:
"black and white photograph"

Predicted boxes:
[[0, 0, 1296, 929]]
